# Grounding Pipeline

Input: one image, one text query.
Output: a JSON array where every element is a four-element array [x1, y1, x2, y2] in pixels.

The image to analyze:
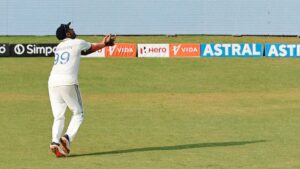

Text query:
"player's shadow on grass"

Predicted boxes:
[[70, 140, 267, 158]]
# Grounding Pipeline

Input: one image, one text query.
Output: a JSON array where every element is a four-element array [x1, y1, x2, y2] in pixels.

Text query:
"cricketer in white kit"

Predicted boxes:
[[48, 22, 116, 158]]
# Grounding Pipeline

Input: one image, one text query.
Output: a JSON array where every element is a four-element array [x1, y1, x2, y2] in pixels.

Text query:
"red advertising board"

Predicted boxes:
[[170, 44, 200, 57], [105, 43, 136, 58]]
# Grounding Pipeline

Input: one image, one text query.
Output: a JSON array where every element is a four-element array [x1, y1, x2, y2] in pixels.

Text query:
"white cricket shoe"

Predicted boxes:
[[50, 143, 67, 158], [60, 135, 70, 155]]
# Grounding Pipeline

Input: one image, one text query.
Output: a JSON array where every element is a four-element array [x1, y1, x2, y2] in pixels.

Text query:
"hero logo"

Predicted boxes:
[[14, 44, 25, 55], [140, 46, 167, 54], [173, 45, 198, 55], [109, 45, 133, 55], [14, 44, 56, 56], [0, 44, 7, 54]]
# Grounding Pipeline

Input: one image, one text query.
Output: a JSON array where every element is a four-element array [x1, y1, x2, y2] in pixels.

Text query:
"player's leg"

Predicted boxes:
[[60, 85, 84, 152], [49, 86, 68, 143], [48, 86, 68, 157], [49, 86, 68, 157]]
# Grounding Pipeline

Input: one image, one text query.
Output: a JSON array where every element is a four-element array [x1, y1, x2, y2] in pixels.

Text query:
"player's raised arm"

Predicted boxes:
[[81, 34, 116, 55]]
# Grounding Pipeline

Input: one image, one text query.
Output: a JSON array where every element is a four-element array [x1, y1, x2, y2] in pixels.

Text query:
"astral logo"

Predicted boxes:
[[265, 44, 300, 57], [201, 44, 263, 57]]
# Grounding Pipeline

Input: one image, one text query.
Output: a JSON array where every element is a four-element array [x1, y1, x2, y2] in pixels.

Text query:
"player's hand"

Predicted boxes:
[[103, 34, 116, 46]]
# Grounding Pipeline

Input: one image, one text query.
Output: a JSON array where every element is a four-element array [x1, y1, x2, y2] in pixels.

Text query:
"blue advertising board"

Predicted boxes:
[[201, 44, 263, 57], [265, 44, 300, 57]]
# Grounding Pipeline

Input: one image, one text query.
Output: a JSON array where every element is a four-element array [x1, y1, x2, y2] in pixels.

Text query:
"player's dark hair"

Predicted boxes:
[[56, 22, 71, 40]]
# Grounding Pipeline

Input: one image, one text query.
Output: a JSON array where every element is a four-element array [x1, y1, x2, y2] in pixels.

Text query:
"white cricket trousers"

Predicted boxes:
[[48, 85, 84, 144]]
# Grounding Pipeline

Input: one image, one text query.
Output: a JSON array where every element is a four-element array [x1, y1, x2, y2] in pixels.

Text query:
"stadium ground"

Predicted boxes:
[[0, 36, 300, 169]]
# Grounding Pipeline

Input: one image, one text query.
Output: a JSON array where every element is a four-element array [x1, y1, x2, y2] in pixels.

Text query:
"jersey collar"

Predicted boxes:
[[63, 38, 71, 42]]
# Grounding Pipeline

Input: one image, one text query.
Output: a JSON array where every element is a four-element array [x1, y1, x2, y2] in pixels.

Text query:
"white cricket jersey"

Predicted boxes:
[[48, 38, 91, 87]]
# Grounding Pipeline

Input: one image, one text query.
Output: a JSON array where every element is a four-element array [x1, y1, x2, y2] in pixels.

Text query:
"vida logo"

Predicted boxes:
[[109, 45, 134, 55]]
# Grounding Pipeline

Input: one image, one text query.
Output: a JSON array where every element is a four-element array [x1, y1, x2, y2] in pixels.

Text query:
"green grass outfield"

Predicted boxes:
[[2, 35, 300, 44], [0, 36, 300, 169]]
